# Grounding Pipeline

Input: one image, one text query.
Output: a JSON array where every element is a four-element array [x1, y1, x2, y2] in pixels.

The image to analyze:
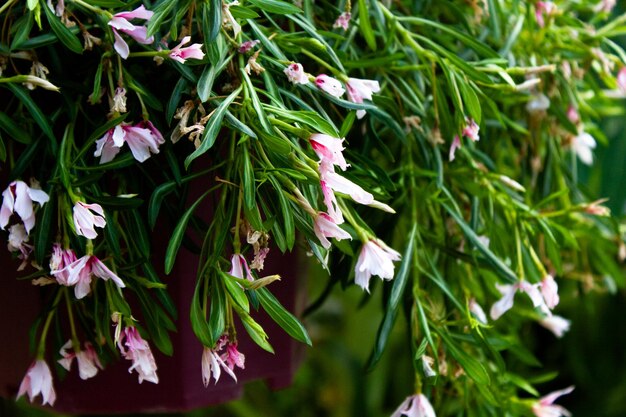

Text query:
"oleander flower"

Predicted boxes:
[[49, 243, 78, 286], [355, 239, 401, 292], [539, 315, 571, 338], [333, 12, 352, 31], [63, 254, 125, 299], [310, 133, 349, 171], [169, 36, 205, 63], [314, 212, 351, 249], [229, 254, 254, 281], [223, 341, 245, 372], [118, 327, 159, 384], [17, 360, 56, 406], [532, 386, 574, 417], [94, 122, 164, 164], [315, 74, 345, 97], [201, 345, 236, 386], [73, 202, 106, 239], [108, 5, 154, 59], [539, 274, 559, 310], [571, 131, 596, 165], [58, 340, 102, 380], [345, 77, 380, 119], [0, 180, 49, 234], [391, 393, 436, 417], [284, 63, 309, 84], [490, 280, 547, 320]]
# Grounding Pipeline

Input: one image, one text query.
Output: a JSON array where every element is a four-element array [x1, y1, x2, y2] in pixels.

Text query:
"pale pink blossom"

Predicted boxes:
[[62, 254, 125, 299], [571, 131, 596, 165], [321, 163, 375, 205], [58, 340, 102, 380], [469, 298, 488, 324], [7, 223, 29, 252], [346, 77, 380, 119], [169, 36, 205, 63], [49, 243, 78, 286], [540, 274, 559, 310], [355, 239, 401, 292], [391, 393, 436, 417], [284, 63, 309, 85], [201, 346, 236, 386], [17, 360, 56, 406], [539, 315, 571, 338], [118, 327, 159, 384], [566, 106, 580, 125], [223, 341, 245, 371], [333, 12, 352, 31], [449, 135, 461, 162], [314, 212, 351, 249], [490, 281, 547, 320], [617, 67, 626, 93], [108, 6, 154, 59], [0, 180, 49, 234], [73, 202, 106, 239], [310, 133, 349, 171], [321, 180, 343, 224], [315, 74, 345, 97], [250, 247, 269, 270], [462, 118, 480, 141], [532, 386, 574, 417], [238, 39, 260, 53], [535, 2, 557, 28], [94, 122, 164, 164], [595, 0, 616, 13], [229, 254, 254, 281]]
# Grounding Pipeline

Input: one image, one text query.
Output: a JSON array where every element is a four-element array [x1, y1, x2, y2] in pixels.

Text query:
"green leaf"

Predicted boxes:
[[164, 189, 212, 274], [41, 0, 83, 54], [441, 332, 490, 385], [190, 276, 214, 347], [34, 190, 55, 265], [239, 310, 274, 353], [208, 277, 227, 345], [146, 0, 178, 38], [358, 0, 377, 51], [203, 0, 222, 43], [0, 112, 31, 144], [230, 5, 260, 19], [184, 85, 242, 169], [5, 83, 56, 144], [166, 77, 188, 125], [269, 177, 295, 250], [221, 271, 250, 313], [458, 79, 482, 123], [86, 195, 144, 210], [257, 287, 311, 346], [248, 0, 301, 15], [241, 145, 256, 210], [10, 13, 34, 50], [368, 224, 416, 368], [85, 0, 126, 6]]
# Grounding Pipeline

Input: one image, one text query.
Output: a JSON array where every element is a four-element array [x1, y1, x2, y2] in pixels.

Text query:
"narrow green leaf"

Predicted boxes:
[[257, 287, 311, 346], [190, 276, 213, 347], [0, 112, 31, 144], [146, 0, 178, 38], [248, 0, 301, 15], [441, 332, 490, 385], [358, 0, 377, 51], [459, 80, 482, 123], [221, 271, 250, 313], [368, 224, 416, 369], [41, 0, 83, 53], [208, 277, 226, 345], [166, 79, 188, 125], [34, 190, 54, 265], [230, 5, 260, 19], [237, 307, 274, 353], [241, 145, 256, 210], [5, 83, 56, 144], [204, 0, 222, 43]]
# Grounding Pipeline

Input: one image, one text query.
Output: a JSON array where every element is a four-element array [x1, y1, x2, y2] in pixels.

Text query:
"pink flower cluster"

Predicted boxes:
[[95, 121, 164, 164], [449, 117, 479, 162], [169, 36, 205, 63], [52, 250, 125, 299], [201, 335, 245, 385], [118, 326, 159, 384]]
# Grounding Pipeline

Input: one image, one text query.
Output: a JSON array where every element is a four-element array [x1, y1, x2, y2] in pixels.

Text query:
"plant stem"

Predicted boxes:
[[36, 289, 64, 359]]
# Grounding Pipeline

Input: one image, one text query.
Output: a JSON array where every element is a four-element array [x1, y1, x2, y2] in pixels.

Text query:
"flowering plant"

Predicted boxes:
[[1, 0, 625, 415]]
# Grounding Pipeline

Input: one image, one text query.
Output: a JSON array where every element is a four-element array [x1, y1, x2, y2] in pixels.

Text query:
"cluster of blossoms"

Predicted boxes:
[[201, 335, 246, 386]]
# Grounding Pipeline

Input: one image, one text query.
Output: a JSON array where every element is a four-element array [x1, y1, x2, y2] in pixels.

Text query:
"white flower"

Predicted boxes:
[[0, 180, 49, 234], [72, 202, 106, 239], [313, 212, 351, 249], [345, 77, 380, 119], [355, 239, 401, 292], [571, 131, 596, 165], [284, 63, 309, 84], [539, 315, 571, 338], [391, 394, 436, 417], [532, 386, 574, 417], [315, 74, 345, 97]]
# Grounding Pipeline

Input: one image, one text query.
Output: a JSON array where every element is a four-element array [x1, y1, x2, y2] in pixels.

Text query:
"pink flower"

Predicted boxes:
[[469, 298, 488, 324], [229, 254, 254, 281], [617, 67, 626, 93], [223, 341, 245, 371], [169, 36, 205, 63], [321, 165, 375, 205], [95, 122, 164, 163], [58, 340, 102, 380], [535, 2, 557, 28], [490, 281, 547, 320], [571, 131, 596, 165], [321, 180, 343, 224], [63, 254, 125, 299], [449, 135, 461, 162], [49, 243, 78, 286], [118, 327, 159, 384], [17, 360, 56, 406], [596, 0, 616, 13], [346, 77, 380, 119], [315, 74, 345, 97], [73, 201, 106, 239], [333, 12, 352, 31], [532, 386, 574, 417], [314, 212, 351, 249], [284, 63, 309, 85], [391, 393, 436, 417], [462, 118, 479, 141], [0, 180, 49, 234], [539, 315, 571, 338], [566, 106, 580, 125], [238, 39, 260, 53], [108, 5, 154, 59], [539, 274, 559, 310], [201, 346, 236, 386], [310, 133, 349, 171], [355, 239, 401, 292]]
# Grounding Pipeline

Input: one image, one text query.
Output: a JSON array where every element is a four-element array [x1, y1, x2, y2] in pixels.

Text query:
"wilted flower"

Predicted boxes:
[[222, 0, 241, 37], [0, 180, 49, 234], [169, 36, 205, 63], [532, 386, 574, 417], [490, 280, 547, 320], [58, 340, 102, 380], [223, 341, 245, 371], [355, 239, 401, 292], [449, 118, 479, 162], [7, 223, 29, 252], [82, 30, 102, 50], [539, 315, 571, 338], [108, 6, 154, 59], [110, 87, 127, 114], [422, 356, 436, 378], [238, 39, 260, 53], [63, 254, 125, 299], [315, 74, 345, 97], [49, 243, 78, 286], [449, 135, 461, 162], [73, 202, 106, 239], [333, 12, 352, 31], [310, 134, 349, 171], [345, 77, 380, 119], [17, 360, 56, 406], [583, 199, 611, 216], [571, 131, 596, 165], [284, 63, 310, 85], [391, 393, 436, 417], [244, 50, 265, 75], [201, 346, 235, 386], [314, 212, 351, 249], [118, 327, 159, 384]]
